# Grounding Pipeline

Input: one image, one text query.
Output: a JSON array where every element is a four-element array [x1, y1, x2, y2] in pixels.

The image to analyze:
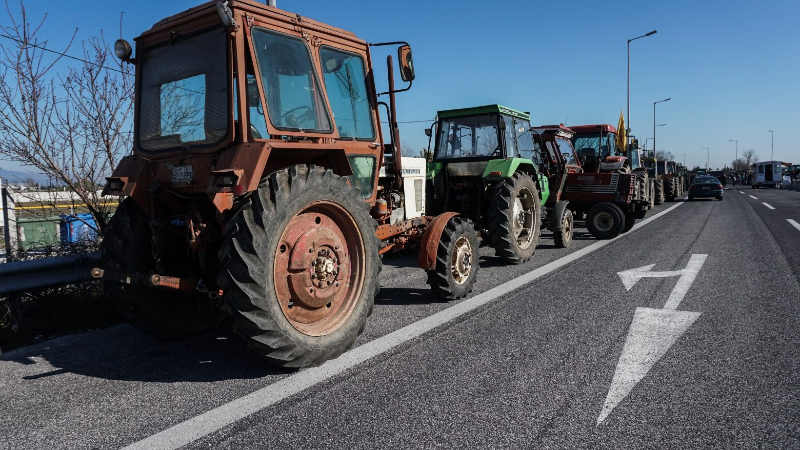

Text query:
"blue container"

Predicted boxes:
[[60, 213, 98, 244]]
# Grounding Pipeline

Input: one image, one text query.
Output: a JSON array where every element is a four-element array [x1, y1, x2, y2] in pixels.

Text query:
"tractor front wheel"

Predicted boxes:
[[586, 203, 625, 239], [218, 165, 380, 368], [426, 217, 479, 300], [654, 180, 664, 205], [486, 172, 541, 264], [553, 207, 574, 248]]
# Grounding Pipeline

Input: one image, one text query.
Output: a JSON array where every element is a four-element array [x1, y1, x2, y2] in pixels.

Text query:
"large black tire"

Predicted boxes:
[[426, 216, 479, 300], [102, 198, 226, 338], [666, 179, 676, 201], [586, 203, 625, 239], [486, 172, 541, 264], [654, 180, 664, 205], [217, 165, 380, 368], [553, 208, 573, 248]]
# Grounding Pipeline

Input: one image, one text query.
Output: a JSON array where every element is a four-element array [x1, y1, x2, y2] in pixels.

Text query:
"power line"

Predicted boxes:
[[0, 32, 126, 74]]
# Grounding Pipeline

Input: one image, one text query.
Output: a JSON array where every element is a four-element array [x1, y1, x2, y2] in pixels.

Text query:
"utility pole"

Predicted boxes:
[[768, 130, 774, 160], [653, 98, 670, 176], [703, 147, 710, 170], [1, 179, 13, 262]]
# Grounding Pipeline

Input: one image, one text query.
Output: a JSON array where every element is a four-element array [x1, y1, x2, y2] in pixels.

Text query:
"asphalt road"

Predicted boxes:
[[2, 189, 799, 449]]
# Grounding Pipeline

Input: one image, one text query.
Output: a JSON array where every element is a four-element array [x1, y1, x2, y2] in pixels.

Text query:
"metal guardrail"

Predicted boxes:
[[0, 252, 100, 296]]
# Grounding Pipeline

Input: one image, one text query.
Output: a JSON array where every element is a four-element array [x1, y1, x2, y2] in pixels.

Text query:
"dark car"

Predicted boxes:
[[688, 176, 723, 201]]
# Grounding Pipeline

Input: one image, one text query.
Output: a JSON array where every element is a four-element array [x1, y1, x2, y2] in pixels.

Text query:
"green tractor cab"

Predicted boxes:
[[426, 105, 548, 264]]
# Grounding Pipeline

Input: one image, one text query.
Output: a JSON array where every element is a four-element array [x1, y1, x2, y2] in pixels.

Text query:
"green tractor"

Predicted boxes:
[[425, 105, 548, 264]]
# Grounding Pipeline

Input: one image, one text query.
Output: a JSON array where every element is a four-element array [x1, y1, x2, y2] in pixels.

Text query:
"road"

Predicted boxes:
[[2, 188, 799, 449]]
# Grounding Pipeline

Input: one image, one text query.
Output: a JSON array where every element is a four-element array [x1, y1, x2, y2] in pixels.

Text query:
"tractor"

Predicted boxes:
[[93, 0, 480, 368], [425, 105, 548, 264], [538, 124, 651, 239], [642, 155, 667, 204]]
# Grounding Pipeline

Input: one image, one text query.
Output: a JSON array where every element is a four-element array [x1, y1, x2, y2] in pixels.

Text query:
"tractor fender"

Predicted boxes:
[[548, 201, 570, 232], [418, 212, 459, 270]]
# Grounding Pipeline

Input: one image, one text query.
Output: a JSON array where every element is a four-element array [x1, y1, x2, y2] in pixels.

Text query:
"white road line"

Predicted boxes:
[[788, 219, 800, 232], [749, 195, 758, 199], [762, 202, 775, 210], [123, 202, 685, 450]]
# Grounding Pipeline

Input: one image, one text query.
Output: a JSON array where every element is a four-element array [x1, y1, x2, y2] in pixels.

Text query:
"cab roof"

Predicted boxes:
[[531, 124, 574, 138], [437, 105, 530, 121], [570, 124, 617, 134]]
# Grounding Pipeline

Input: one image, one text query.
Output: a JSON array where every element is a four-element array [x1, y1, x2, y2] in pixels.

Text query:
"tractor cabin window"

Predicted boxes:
[[436, 114, 500, 159], [138, 26, 229, 152], [319, 47, 375, 140], [251, 28, 332, 133]]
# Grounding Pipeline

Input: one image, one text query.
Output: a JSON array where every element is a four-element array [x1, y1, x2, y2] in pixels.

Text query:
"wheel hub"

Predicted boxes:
[[451, 236, 473, 285], [273, 202, 364, 336], [594, 212, 613, 232], [512, 187, 535, 248]]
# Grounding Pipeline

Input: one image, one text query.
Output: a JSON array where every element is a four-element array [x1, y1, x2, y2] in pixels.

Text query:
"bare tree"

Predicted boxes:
[[742, 149, 758, 167], [655, 150, 674, 161], [731, 158, 749, 171], [0, 1, 133, 233]]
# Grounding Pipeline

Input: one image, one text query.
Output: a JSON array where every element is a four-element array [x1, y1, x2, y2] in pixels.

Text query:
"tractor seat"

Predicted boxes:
[[578, 148, 598, 172]]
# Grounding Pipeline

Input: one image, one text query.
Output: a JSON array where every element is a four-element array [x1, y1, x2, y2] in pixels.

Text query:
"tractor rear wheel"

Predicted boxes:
[[654, 180, 664, 205], [426, 216, 479, 300], [586, 203, 625, 239], [102, 199, 226, 338], [218, 165, 379, 368], [486, 172, 541, 264], [666, 179, 675, 201], [553, 207, 573, 248]]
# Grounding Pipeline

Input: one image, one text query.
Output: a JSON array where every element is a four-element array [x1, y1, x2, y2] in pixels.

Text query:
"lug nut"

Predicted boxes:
[[309, 288, 314, 293], [335, 282, 340, 287], [311, 261, 317, 266], [327, 280, 332, 286]]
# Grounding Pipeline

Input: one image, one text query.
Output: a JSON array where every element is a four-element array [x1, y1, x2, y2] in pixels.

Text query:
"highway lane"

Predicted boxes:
[[2, 194, 799, 449]]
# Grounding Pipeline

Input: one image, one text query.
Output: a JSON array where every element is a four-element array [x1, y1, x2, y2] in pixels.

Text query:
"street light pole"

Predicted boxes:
[[653, 98, 671, 176], [768, 130, 774, 160], [627, 30, 657, 135], [729, 139, 737, 168], [703, 147, 710, 170]]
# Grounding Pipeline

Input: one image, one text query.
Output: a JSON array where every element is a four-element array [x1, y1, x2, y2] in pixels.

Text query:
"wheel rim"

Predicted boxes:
[[562, 212, 573, 244], [592, 211, 614, 233], [511, 186, 536, 249], [273, 201, 365, 336], [451, 235, 473, 285]]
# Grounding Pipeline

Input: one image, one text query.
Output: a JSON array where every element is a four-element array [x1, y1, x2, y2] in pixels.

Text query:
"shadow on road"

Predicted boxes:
[[1, 322, 292, 383]]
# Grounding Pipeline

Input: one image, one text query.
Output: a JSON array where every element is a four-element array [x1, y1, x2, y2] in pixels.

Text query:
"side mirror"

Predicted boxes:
[[114, 39, 132, 62], [424, 128, 432, 137], [398, 44, 415, 82]]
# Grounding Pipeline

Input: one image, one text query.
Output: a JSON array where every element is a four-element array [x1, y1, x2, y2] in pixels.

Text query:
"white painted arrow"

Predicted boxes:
[[598, 254, 708, 425]]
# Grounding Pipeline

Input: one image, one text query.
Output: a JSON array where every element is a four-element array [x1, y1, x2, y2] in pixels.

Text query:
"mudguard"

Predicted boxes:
[[418, 212, 459, 270]]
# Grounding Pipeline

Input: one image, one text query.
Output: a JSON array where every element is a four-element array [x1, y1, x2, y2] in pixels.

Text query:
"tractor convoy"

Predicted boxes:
[[92, 0, 685, 368]]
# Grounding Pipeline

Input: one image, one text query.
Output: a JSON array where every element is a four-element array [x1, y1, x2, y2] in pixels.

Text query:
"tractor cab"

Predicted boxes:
[[531, 124, 580, 205], [569, 124, 627, 173]]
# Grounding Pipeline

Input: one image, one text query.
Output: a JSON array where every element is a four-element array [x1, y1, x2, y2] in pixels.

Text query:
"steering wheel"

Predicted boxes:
[[281, 105, 313, 128]]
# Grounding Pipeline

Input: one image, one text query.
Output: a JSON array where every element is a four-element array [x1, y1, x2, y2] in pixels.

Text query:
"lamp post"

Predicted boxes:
[[703, 147, 710, 170], [729, 139, 738, 168], [768, 130, 774, 160], [627, 30, 657, 134], [645, 137, 653, 153], [653, 98, 670, 175]]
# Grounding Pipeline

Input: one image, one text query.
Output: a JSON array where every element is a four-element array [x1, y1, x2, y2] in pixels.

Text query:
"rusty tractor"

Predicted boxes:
[[94, 0, 479, 368]]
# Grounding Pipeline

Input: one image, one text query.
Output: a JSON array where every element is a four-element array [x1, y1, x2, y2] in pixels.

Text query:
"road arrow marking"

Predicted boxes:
[[597, 307, 701, 425], [599, 254, 708, 425]]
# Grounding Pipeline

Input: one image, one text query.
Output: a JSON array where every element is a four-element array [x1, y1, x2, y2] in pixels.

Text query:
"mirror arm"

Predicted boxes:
[[376, 79, 411, 97]]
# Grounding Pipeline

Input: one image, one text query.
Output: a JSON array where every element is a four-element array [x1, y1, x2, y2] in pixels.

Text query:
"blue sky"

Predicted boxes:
[[2, 0, 798, 172]]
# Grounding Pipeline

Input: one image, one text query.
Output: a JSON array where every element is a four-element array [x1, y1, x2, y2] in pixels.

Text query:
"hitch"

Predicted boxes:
[[91, 268, 195, 291]]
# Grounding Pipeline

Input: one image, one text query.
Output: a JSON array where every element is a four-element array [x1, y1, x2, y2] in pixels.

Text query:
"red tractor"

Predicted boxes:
[[537, 124, 651, 239], [93, 0, 479, 368]]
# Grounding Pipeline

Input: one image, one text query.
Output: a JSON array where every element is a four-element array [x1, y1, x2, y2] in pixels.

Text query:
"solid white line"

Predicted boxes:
[[123, 202, 685, 450], [749, 195, 758, 199], [788, 219, 800, 232], [762, 202, 775, 210]]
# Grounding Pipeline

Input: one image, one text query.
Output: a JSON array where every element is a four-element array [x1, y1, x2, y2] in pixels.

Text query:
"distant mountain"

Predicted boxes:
[[0, 168, 51, 186]]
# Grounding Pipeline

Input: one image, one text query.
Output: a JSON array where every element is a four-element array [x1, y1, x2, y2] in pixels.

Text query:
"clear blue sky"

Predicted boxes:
[[3, 0, 798, 172]]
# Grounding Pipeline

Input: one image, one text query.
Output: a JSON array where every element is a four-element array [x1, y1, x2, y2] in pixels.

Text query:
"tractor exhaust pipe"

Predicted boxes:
[[266, 0, 276, 6]]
